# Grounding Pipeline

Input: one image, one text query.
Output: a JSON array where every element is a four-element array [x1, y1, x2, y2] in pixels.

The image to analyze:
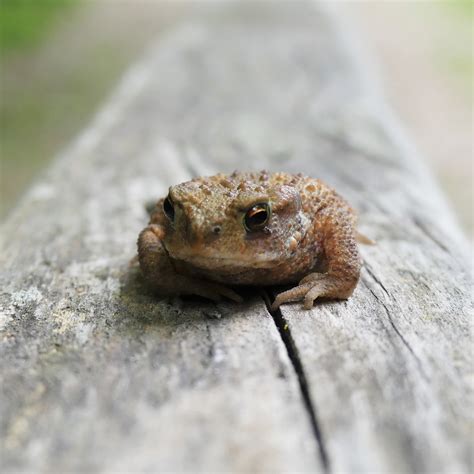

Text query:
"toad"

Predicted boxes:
[[138, 171, 366, 310]]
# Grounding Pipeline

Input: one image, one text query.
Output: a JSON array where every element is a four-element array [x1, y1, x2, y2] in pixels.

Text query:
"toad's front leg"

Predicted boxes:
[[271, 211, 361, 310], [138, 224, 242, 303]]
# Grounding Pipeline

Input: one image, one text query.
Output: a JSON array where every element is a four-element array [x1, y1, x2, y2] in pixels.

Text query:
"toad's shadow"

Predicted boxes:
[[118, 262, 262, 331]]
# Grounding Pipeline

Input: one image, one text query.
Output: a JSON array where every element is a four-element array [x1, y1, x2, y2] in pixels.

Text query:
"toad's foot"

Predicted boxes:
[[271, 272, 356, 311], [166, 275, 244, 303]]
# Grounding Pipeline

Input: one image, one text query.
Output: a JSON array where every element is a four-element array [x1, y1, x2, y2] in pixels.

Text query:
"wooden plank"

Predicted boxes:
[[0, 1, 471, 473]]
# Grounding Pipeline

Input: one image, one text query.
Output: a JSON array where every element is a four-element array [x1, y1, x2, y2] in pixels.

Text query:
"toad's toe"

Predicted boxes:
[[271, 283, 313, 311]]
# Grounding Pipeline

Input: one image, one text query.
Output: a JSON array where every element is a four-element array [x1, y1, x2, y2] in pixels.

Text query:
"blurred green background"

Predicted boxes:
[[0, 0, 472, 236], [1, 0, 77, 50], [1, 0, 184, 219]]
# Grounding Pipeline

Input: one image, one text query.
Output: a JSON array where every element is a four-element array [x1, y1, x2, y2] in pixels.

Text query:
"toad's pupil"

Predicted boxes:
[[249, 209, 267, 224], [244, 204, 270, 231], [163, 197, 175, 221]]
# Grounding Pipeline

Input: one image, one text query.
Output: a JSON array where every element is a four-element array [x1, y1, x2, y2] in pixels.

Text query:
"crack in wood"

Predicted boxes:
[[263, 292, 331, 473], [205, 320, 215, 361], [364, 280, 429, 381], [364, 264, 390, 298]]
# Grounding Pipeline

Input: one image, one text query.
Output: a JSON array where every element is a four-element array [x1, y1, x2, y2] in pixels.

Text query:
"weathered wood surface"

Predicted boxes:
[[1, 2, 472, 473]]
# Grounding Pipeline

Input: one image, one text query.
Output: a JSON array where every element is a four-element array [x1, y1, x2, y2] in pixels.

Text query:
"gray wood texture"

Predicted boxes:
[[1, 2, 472, 473]]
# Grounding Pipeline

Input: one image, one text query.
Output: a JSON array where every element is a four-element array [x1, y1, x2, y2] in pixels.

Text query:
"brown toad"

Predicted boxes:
[[138, 171, 366, 310]]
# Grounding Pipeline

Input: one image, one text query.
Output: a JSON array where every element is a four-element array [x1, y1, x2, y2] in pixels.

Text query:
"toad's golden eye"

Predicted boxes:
[[163, 196, 175, 222], [244, 203, 271, 232]]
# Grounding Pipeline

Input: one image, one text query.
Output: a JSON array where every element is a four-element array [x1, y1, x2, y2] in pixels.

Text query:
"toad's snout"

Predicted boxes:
[[182, 219, 223, 246]]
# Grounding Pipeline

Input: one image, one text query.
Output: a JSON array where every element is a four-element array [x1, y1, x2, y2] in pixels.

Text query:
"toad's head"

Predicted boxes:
[[160, 171, 311, 275]]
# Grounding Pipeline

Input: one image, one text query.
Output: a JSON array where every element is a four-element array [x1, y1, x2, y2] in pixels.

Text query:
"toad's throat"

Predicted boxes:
[[169, 254, 297, 285], [163, 240, 283, 269], [168, 252, 279, 271]]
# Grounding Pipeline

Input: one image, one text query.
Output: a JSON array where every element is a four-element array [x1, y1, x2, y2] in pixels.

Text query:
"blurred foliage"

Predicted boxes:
[[0, 0, 180, 219], [0, 0, 78, 53], [450, 0, 473, 17]]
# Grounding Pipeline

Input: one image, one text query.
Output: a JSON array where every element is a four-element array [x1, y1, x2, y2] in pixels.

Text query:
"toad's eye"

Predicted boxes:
[[163, 196, 175, 222], [244, 203, 271, 232]]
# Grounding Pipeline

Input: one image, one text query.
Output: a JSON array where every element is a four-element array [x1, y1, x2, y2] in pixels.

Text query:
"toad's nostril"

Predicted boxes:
[[212, 225, 222, 235]]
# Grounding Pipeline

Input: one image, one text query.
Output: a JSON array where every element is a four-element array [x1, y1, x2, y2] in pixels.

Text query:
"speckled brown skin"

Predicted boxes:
[[137, 171, 362, 310]]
